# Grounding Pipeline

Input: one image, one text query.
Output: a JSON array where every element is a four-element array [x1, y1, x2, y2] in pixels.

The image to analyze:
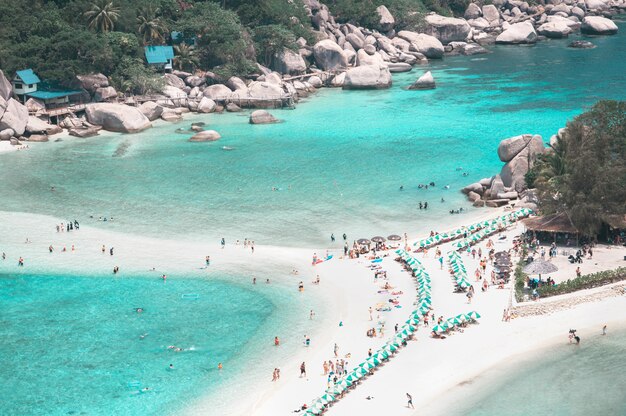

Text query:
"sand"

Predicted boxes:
[[1, 209, 624, 416]]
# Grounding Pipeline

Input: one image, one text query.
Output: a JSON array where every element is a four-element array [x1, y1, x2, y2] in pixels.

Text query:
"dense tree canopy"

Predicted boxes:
[[531, 101, 626, 236]]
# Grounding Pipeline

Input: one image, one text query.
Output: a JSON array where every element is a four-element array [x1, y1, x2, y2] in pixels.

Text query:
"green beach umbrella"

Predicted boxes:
[[467, 311, 481, 319], [360, 360, 376, 370], [432, 324, 448, 332], [447, 316, 462, 325], [374, 351, 389, 361], [319, 393, 335, 405], [355, 366, 368, 376], [367, 356, 381, 366], [384, 342, 399, 352]]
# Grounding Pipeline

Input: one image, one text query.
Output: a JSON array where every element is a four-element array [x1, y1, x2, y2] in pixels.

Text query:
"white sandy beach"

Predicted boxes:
[[0, 209, 624, 416]]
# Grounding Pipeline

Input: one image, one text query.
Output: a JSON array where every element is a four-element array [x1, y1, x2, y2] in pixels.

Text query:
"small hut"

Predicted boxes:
[[522, 212, 579, 245]]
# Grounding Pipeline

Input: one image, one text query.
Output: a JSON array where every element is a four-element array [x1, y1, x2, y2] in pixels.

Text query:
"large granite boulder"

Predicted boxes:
[[585, 0, 609, 11], [75, 73, 109, 94], [496, 21, 537, 44], [356, 49, 385, 67], [463, 182, 484, 195], [313, 39, 348, 71], [388, 62, 413, 73], [69, 126, 101, 138], [185, 75, 205, 87], [248, 81, 283, 97], [345, 33, 364, 50], [94, 86, 118, 102], [164, 73, 186, 89], [408, 71, 436, 90], [25, 116, 62, 135], [0, 98, 29, 136], [0, 70, 12, 101], [397, 31, 444, 59], [197, 97, 217, 113], [138, 101, 163, 121], [537, 21, 572, 38], [250, 110, 278, 124], [342, 65, 392, 90], [273, 48, 307, 75], [425, 14, 471, 44], [465, 3, 483, 19], [226, 77, 247, 91], [498, 134, 543, 162], [482, 5, 501, 23], [0, 128, 15, 141], [376, 5, 395, 32], [189, 130, 221, 142], [162, 86, 187, 99], [85, 103, 151, 133], [203, 84, 232, 100], [498, 134, 545, 192], [581, 16, 618, 35]]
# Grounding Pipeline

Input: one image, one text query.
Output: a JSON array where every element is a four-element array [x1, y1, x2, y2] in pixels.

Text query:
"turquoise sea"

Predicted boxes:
[[1, 20, 625, 416], [429, 329, 626, 416], [1, 23, 625, 247]]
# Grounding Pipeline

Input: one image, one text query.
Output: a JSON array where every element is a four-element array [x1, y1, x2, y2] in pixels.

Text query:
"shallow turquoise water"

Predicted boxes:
[[0, 273, 283, 415], [1, 24, 625, 246], [432, 329, 626, 416]]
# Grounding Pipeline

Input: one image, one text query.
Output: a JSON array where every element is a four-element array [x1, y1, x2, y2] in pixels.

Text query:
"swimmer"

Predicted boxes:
[[161, 274, 167, 281], [399, 185, 404, 191], [444, 185, 450, 189], [135, 308, 144, 313], [169, 364, 174, 370], [218, 363, 223, 370], [139, 333, 148, 340]]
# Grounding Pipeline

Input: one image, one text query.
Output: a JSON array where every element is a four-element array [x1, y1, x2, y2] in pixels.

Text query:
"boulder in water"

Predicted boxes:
[[343, 65, 392, 90], [249, 110, 278, 124], [568, 40, 595, 49], [424, 14, 471, 44], [408, 71, 436, 90], [581, 16, 618, 35], [189, 130, 221, 142], [496, 22, 537, 44], [537, 21, 572, 38], [138, 101, 163, 121]]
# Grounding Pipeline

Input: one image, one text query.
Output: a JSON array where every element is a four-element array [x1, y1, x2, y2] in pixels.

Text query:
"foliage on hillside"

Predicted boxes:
[[529, 101, 626, 237], [0, 0, 315, 88]]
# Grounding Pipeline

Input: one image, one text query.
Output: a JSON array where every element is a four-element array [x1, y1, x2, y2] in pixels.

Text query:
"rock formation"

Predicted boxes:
[[250, 110, 278, 124], [408, 71, 436, 90], [85, 103, 152, 133]]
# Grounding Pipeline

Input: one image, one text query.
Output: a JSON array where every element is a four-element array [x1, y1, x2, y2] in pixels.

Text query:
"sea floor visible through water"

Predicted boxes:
[[1, 21, 625, 247]]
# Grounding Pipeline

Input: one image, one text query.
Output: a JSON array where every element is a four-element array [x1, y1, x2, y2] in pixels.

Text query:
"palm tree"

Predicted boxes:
[[84, 0, 120, 33], [137, 5, 168, 45], [173, 44, 199, 72]]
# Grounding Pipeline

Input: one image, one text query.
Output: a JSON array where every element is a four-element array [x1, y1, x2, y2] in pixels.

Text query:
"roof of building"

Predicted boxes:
[[15, 69, 41, 85], [522, 212, 578, 234], [603, 214, 626, 229], [25, 90, 83, 100], [144, 45, 175, 64]]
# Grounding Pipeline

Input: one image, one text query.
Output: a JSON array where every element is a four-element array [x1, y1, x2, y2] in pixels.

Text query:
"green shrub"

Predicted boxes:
[[537, 267, 626, 298]]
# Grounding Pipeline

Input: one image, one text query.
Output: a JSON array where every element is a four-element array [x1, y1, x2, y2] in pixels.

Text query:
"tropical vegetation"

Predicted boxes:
[[536, 267, 626, 298], [528, 100, 626, 237], [0, 0, 467, 90]]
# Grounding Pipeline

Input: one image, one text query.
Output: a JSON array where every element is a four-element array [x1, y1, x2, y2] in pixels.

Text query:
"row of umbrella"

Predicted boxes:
[[303, 250, 433, 415], [413, 207, 533, 251], [448, 251, 472, 288], [432, 311, 481, 333]]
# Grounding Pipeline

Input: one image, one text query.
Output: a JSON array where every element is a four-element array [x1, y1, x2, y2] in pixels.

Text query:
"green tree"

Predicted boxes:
[[253, 24, 297, 67], [111, 57, 164, 95], [534, 101, 626, 236], [84, 0, 121, 33], [137, 5, 168, 45], [173, 43, 199, 71]]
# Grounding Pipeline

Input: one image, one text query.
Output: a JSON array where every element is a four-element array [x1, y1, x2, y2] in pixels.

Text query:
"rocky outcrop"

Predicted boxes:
[[424, 14, 471, 44], [162, 86, 187, 99], [94, 86, 117, 102], [138, 101, 163, 121], [397, 31, 444, 59], [465, 3, 483, 19], [569, 40, 595, 49], [203, 84, 232, 100], [85, 103, 152, 133], [197, 97, 217, 113], [75, 73, 108, 94], [537, 21, 572, 38], [498, 134, 545, 191], [313, 39, 348, 71], [189, 130, 221, 142], [388, 62, 412, 73], [343, 65, 392, 89], [164, 73, 186, 90], [250, 110, 278, 124], [25, 116, 62, 135], [496, 22, 537, 44], [0, 70, 13, 101], [376, 5, 395, 32], [408, 71, 436, 90], [0, 98, 29, 136], [69, 126, 101, 138], [581, 16, 618, 35], [273, 48, 307, 75]]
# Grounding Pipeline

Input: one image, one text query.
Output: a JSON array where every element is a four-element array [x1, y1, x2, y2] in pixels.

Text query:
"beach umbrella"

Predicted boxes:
[[357, 238, 371, 245], [388, 234, 402, 241], [447, 316, 462, 326], [432, 324, 448, 333], [456, 314, 468, 322], [384, 342, 399, 352], [467, 311, 481, 319], [355, 366, 369, 376], [373, 350, 389, 361], [367, 355, 381, 366], [359, 360, 376, 370], [330, 384, 346, 395], [371, 236, 386, 243], [523, 259, 558, 275], [346, 372, 360, 383], [318, 393, 335, 405]]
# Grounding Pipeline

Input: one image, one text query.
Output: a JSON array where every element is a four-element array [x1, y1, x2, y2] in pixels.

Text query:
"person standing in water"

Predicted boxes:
[[331, 233, 335, 242], [602, 325, 607, 335]]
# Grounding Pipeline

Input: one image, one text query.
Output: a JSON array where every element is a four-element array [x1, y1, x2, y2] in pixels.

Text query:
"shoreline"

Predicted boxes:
[[2, 209, 625, 416]]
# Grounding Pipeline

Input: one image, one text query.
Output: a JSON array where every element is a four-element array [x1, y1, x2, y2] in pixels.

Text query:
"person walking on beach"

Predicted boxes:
[[331, 233, 335, 242], [333, 343, 339, 357], [300, 362, 306, 378], [406, 393, 414, 409], [369, 306, 373, 321], [221, 238, 225, 248], [602, 325, 607, 335], [205, 256, 210, 266], [272, 368, 278, 381], [110, 247, 114, 256]]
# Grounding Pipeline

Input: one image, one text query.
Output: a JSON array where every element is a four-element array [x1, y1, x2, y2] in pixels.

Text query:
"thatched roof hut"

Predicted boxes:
[[522, 212, 578, 234]]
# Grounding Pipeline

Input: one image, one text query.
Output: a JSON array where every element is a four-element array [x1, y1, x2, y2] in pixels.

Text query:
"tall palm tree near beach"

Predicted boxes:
[[137, 5, 168, 45], [173, 44, 199, 72], [84, 0, 120, 33]]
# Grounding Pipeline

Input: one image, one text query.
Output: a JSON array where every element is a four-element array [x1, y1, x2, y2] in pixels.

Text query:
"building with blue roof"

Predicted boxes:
[[13, 69, 41, 96], [144, 45, 174, 71]]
